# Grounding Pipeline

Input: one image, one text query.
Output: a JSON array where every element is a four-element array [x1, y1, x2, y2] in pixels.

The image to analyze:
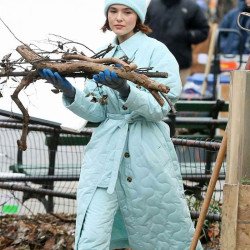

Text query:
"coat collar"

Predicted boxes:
[[106, 31, 146, 61]]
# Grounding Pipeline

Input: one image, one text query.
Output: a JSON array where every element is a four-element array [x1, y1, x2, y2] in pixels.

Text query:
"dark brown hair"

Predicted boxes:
[[101, 18, 152, 34]]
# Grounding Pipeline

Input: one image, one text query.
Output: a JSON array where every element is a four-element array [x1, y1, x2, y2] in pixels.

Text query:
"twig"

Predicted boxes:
[[49, 33, 96, 54], [49, 213, 76, 223], [0, 17, 26, 46]]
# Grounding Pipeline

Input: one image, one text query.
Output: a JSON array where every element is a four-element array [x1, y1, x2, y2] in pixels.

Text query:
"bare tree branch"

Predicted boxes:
[[0, 23, 173, 150]]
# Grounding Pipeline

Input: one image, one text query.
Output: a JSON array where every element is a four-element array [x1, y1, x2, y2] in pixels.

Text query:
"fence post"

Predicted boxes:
[[221, 70, 250, 250]]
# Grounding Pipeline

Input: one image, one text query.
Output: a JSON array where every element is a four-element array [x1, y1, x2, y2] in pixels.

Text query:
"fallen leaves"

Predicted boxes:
[[0, 213, 75, 250], [0, 213, 221, 249]]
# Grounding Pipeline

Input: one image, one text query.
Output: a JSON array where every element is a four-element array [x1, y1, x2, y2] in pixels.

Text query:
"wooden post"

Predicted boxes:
[[221, 70, 250, 250]]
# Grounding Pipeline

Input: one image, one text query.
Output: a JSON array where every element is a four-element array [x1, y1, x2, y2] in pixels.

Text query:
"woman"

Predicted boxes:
[[39, 0, 202, 249]]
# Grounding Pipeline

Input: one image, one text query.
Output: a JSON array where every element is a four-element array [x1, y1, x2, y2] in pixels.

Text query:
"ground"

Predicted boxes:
[[0, 214, 220, 250], [0, 214, 75, 250]]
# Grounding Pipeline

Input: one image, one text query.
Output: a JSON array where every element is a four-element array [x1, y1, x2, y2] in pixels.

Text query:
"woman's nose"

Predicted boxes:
[[116, 12, 124, 21]]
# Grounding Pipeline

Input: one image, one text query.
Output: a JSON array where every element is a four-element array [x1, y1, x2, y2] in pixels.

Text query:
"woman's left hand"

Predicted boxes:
[[93, 69, 130, 98]]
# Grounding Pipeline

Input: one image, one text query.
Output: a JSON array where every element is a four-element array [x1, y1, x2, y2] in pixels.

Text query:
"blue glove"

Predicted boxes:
[[93, 69, 130, 98], [38, 68, 76, 99]]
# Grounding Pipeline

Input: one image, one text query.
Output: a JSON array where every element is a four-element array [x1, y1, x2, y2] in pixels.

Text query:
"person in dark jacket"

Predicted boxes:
[[219, 0, 250, 54], [145, 0, 210, 85]]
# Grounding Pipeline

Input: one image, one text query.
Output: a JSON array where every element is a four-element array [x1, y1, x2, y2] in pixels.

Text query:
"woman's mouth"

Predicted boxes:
[[114, 25, 124, 29]]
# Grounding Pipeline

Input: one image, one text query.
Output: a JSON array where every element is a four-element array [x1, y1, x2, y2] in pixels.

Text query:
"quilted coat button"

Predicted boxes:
[[124, 152, 130, 158], [122, 105, 128, 110], [127, 176, 132, 182]]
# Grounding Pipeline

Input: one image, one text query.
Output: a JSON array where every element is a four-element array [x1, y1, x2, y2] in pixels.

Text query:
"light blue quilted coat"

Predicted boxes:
[[63, 32, 203, 250]]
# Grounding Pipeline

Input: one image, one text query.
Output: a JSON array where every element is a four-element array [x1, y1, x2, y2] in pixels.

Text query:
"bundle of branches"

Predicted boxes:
[[0, 34, 174, 151]]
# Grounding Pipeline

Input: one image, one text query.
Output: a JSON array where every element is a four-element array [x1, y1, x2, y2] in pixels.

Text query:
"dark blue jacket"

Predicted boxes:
[[145, 0, 209, 69], [219, 0, 250, 54]]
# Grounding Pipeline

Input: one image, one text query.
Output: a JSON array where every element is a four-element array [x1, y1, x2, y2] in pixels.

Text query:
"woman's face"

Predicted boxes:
[[107, 4, 138, 43]]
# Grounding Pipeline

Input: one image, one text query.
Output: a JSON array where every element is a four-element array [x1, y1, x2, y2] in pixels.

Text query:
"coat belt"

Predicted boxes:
[[105, 113, 143, 194]]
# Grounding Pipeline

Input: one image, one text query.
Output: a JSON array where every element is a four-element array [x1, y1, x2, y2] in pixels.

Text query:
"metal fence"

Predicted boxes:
[[0, 118, 225, 221]]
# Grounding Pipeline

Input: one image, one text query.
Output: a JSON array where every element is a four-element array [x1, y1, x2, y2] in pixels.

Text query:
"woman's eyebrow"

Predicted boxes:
[[109, 6, 132, 11]]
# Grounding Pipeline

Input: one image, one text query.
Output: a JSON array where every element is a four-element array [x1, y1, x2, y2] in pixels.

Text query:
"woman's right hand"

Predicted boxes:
[[38, 68, 76, 99]]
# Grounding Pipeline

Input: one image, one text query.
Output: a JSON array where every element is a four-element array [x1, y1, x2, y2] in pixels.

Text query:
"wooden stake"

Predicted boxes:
[[201, 23, 218, 96], [189, 129, 227, 250]]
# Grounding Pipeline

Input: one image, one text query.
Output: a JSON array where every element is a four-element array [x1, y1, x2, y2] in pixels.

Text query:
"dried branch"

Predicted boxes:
[[0, 70, 168, 79], [16, 45, 170, 94], [10, 71, 38, 150], [1, 41, 172, 151]]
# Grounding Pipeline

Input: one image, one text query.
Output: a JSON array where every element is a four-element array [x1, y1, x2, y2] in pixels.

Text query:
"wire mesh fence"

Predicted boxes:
[[0, 119, 225, 221]]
